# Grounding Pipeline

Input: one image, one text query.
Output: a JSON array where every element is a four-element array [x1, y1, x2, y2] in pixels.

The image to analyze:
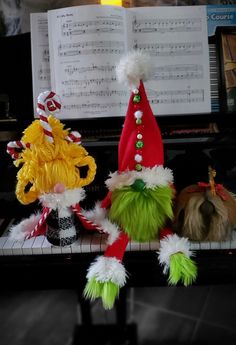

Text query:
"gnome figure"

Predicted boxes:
[[83, 51, 197, 309], [7, 91, 97, 246], [173, 166, 236, 242]]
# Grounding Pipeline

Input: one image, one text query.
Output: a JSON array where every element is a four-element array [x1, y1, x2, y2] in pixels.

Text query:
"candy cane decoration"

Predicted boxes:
[[7, 141, 31, 159], [37, 91, 61, 143], [66, 131, 82, 145], [25, 207, 52, 239]]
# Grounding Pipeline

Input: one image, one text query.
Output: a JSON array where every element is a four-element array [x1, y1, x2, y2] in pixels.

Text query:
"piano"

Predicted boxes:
[[0, 32, 236, 292]]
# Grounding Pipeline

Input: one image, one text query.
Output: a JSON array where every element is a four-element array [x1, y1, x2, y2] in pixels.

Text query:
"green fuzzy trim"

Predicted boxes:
[[168, 252, 197, 286], [83, 278, 120, 310], [109, 185, 173, 242]]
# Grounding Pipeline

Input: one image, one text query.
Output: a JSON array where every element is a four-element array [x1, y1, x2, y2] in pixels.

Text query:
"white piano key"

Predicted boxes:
[[140, 241, 151, 251], [80, 233, 93, 253], [0, 237, 8, 255], [100, 234, 107, 252], [149, 240, 159, 251], [91, 232, 102, 253], [209, 240, 221, 250], [199, 241, 211, 250], [61, 244, 72, 254], [12, 239, 25, 255], [22, 237, 36, 255], [71, 237, 82, 254], [41, 237, 52, 255], [190, 241, 200, 250], [220, 240, 231, 250], [51, 243, 62, 254], [3, 237, 17, 255], [130, 241, 141, 252], [32, 236, 45, 255]]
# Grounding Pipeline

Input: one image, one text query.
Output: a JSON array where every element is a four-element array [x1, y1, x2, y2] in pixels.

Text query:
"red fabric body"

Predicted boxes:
[[118, 80, 164, 172]]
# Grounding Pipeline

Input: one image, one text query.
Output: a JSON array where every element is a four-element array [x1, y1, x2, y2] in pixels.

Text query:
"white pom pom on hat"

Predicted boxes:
[[116, 50, 151, 89]]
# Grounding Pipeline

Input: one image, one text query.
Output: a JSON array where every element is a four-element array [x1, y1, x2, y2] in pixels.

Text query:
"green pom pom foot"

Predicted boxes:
[[168, 252, 197, 286], [84, 278, 120, 310]]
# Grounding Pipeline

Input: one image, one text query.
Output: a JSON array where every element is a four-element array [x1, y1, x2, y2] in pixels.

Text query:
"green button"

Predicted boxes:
[[133, 95, 141, 103], [136, 140, 144, 148], [136, 118, 142, 125], [135, 164, 142, 172]]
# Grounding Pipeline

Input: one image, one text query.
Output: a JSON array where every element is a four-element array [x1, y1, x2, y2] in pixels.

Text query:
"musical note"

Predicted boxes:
[[61, 77, 117, 88], [62, 89, 127, 98]]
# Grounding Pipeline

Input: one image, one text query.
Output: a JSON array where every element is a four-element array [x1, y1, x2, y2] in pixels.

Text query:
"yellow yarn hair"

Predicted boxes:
[[14, 115, 96, 205]]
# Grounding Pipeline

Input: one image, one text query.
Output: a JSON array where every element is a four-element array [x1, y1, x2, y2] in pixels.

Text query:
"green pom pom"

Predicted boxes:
[[84, 278, 120, 310], [101, 281, 120, 310], [83, 277, 102, 301], [168, 252, 197, 286]]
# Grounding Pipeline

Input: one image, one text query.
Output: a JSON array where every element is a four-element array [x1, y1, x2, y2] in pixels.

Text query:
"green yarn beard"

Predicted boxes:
[[108, 184, 174, 242]]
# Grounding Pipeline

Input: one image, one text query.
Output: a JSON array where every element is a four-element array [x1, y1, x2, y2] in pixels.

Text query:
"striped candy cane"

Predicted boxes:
[[7, 140, 31, 159], [66, 131, 82, 144], [25, 207, 52, 239], [37, 91, 61, 143]]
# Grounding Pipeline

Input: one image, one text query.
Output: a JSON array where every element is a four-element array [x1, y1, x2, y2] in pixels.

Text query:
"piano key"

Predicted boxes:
[[32, 236, 45, 255], [149, 240, 159, 251], [61, 243, 72, 254], [41, 237, 52, 255], [12, 239, 25, 255], [80, 232, 93, 253], [22, 237, 36, 255], [2, 218, 15, 236], [3, 237, 17, 255], [130, 241, 141, 252], [208, 240, 221, 250], [199, 241, 211, 250], [140, 242, 151, 251], [91, 232, 102, 252], [71, 237, 82, 254], [0, 237, 8, 255], [190, 241, 200, 250], [51, 243, 62, 254]]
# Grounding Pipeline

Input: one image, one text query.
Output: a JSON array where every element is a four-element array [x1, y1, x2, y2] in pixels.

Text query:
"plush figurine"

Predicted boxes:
[[82, 51, 197, 309], [173, 166, 236, 242], [7, 91, 97, 246]]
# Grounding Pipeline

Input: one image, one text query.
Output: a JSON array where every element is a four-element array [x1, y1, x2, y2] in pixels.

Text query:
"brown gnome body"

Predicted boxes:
[[173, 167, 236, 242]]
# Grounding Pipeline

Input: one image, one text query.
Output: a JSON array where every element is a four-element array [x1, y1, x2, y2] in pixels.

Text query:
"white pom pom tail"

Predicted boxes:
[[116, 51, 151, 89]]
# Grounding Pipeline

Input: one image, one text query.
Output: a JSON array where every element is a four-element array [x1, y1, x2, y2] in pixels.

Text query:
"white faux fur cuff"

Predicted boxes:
[[10, 212, 41, 241], [39, 188, 86, 210], [86, 256, 127, 287], [81, 202, 120, 245], [158, 234, 192, 273], [106, 166, 173, 191]]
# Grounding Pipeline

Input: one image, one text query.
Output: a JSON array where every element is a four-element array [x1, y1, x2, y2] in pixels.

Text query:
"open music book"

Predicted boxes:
[[30, 5, 211, 119]]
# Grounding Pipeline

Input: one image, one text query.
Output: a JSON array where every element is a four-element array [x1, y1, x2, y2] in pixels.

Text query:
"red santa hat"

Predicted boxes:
[[106, 51, 173, 192]]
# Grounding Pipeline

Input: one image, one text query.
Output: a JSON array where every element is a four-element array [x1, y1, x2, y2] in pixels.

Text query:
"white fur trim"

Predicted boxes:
[[39, 188, 86, 210], [86, 256, 127, 287], [158, 234, 193, 273], [10, 212, 41, 240], [116, 51, 151, 89], [106, 166, 173, 191], [81, 202, 120, 245]]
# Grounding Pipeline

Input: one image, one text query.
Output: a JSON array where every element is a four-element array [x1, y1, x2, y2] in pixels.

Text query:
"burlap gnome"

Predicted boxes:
[[83, 51, 197, 309]]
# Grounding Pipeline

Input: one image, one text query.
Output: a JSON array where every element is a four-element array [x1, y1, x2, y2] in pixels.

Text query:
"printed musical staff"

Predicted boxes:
[[148, 88, 204, 104], [133, 17, 202, 34], [38, 66, 50, 81], [133, 42, 203, 57], [58, 40, 125, 57], [64, 63, 115, 75], [62, 89, 127, 98], [61, 77, 117, 88], [61, 19, 124, 36], [151, 64, 203, 81]]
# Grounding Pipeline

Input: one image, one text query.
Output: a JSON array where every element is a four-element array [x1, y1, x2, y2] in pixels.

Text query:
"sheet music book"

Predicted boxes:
[[31, 5, 211, 119]]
